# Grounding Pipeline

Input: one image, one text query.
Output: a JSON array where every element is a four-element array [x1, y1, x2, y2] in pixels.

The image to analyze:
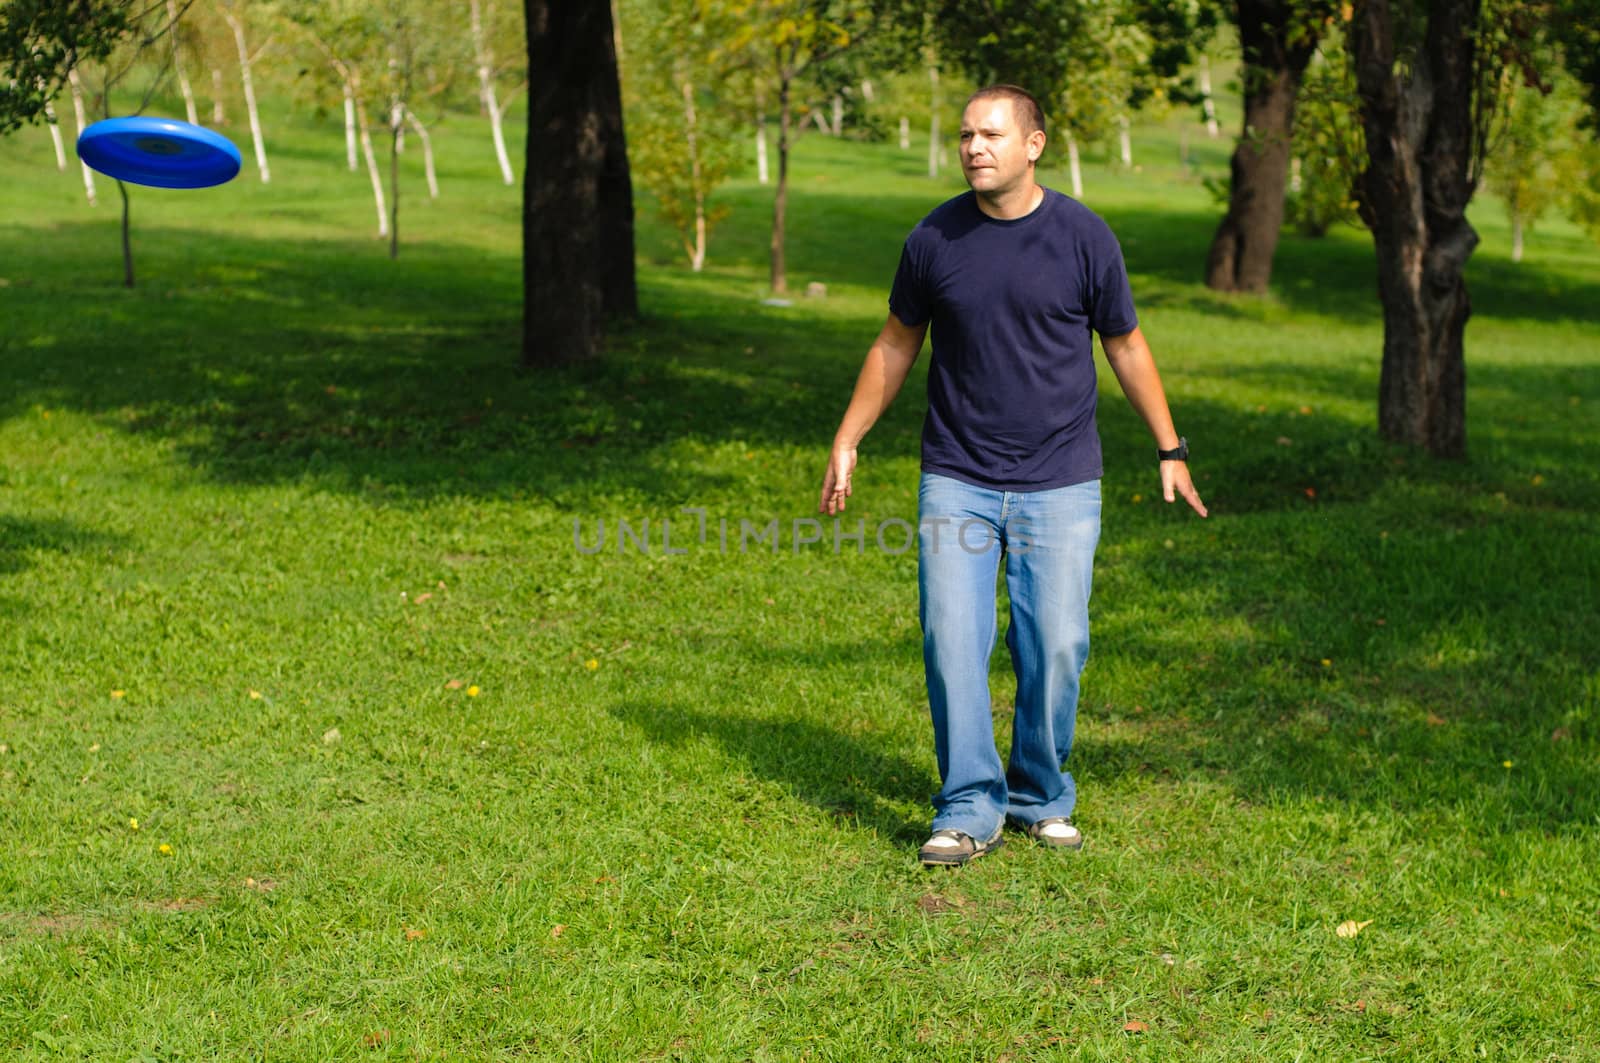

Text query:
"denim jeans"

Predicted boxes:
[[917, 472, 1101, 839]]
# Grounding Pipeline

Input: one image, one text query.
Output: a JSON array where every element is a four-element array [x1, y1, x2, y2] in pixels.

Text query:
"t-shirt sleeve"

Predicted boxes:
[[887, 237, 931, 327], [1089, 230, 1139, 337]]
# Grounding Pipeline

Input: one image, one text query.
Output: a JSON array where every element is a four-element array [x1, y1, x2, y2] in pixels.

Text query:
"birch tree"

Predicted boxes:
[[218, 0, 272, 181], [469, 0, 524, 184]]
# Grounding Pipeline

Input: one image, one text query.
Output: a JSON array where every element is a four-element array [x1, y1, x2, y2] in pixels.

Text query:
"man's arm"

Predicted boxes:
[[1100, 326, 1208, 517], [819, 313, 929, 515]]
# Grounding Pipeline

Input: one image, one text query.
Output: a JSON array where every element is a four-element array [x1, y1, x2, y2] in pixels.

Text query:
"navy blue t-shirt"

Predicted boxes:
[[889, 188, 1138, 492]]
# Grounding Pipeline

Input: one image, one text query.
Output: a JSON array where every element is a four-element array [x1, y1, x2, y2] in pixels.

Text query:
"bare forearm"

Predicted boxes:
[[1103, 328, 1180, 450], [833, 341, 918, 448]]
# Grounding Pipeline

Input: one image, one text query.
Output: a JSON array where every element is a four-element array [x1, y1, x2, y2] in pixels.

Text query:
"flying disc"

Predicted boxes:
[[76, 117, 242, 189]]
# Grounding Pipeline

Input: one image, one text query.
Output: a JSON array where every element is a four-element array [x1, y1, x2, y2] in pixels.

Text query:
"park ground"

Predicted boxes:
[[1, 98, 1598, 1060]]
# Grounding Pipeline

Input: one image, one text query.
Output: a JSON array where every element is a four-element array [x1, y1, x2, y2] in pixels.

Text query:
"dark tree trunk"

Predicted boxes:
[[1204, 0, 1323, 293], [523, 0, 633, 366], [769, 69, 792, 295], [1351, 0, 1481, 458], [597, 8, 636, 320]]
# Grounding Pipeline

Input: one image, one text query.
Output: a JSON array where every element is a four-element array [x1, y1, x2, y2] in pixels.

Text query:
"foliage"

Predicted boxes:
[[0, 0, 139, 133], [1285, 39, 1365, 236], [1485, 63, 1592, 249], [621, 0, 746, 269]]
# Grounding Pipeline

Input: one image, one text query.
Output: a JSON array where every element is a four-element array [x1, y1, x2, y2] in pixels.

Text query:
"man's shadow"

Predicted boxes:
[[608, 698, 933, 845]]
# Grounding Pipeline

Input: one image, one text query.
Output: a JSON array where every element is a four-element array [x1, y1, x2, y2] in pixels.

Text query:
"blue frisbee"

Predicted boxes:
[[76, 116, 242, 189]]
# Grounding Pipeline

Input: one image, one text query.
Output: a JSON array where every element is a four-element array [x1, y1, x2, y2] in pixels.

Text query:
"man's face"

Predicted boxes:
[[959, 97, 1043, 197]]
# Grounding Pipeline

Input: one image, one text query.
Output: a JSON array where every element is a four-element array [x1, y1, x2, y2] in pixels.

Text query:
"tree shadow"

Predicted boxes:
[[0, 515, 124, 577]]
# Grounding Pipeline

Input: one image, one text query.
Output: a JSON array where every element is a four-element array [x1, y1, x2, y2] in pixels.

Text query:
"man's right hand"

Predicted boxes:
[[819, 445, 858, 515]]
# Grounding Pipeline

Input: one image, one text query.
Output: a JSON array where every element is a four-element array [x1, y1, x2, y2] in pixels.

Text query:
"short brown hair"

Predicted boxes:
[[967, 85, 1046, 138]]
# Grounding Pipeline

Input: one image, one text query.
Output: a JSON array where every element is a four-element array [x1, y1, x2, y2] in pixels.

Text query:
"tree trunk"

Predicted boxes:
[[471, 0, 516, 185], [406, 110, 439, 199], [165, 0, 199, 125], [389, 103, 401, 260], [682, 78, 707, 272], [898, 115, 909, 149], [1204, 0, 1320, 292], [596, 9, 636, 321], [770, 72, 792, 294], [1067, 134, 1083, 198], [1351, 0, 1481, 459], [350, 77, 387, 238], [343, 83, 358, 170], [223, 12, 270, 182], [41, 91, 66, 171], [117, 180, 134, 288], [756, 114, 769, 183], [1510, 212, 1524, 262], [211, 68, 226, 125], [831, 94, 843, 135], [1118, 114, 1132, 166], [1200, 55, 1220, 138], [524, 0, 633, 365], [927, 61, 940, 178], [67, 69, 96, 206]]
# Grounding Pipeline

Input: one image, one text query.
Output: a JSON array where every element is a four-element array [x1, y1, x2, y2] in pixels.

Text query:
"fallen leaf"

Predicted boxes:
[[1304, 487, 1318, 499], [322, 727, 342, 746], [404, 926, 426, 941], [1551, 727, 1570, 742], [445, 679, 464, 689], [1123, 1020, 1148, 1034], [1276, 436, 1293, 447], [1426, 713, 1447, 726], [1299, 405, 1313, 415], [243, 877, 277, 892], [550, 924, 566, 939], [362, 1029, 389, 1048], [414, 593, 433, 604], [917, 894, 953, 914], [1335, 919, 1373, 938]]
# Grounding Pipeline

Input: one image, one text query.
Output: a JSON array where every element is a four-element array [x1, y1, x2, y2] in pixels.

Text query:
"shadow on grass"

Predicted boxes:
[[609, 699, 931, 844], [0, 515, 124, 576]]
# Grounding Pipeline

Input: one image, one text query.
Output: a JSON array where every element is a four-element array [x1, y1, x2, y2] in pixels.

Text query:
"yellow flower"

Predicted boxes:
[[466, 685, 481, 697], [158, 843, 173, 855], [249, 690, 263, 700], [128, 817, 139, 831], [1321, 659, 1333, 668], [584, 659, 599, 671], [110, 690, 125, 699], [1502, 760, 1513, 769]]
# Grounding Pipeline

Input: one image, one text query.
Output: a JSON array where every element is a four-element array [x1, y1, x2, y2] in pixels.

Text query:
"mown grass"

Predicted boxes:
[[1, 93, 1597, 1061]]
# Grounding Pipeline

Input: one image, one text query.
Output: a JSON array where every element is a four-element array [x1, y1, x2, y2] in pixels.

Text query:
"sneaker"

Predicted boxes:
[[918, 825, 1004, 867], [1013, 816, 1083, 850]]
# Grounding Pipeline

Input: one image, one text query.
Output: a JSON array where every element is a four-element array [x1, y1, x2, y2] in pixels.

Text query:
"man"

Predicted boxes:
[[819, 85, 1208, 867]]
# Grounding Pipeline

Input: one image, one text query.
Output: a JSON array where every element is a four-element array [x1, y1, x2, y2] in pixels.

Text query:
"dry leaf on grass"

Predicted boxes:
[[404, 926, 427, 941], [1122, 1020, 1148, 1034], [1336, 919, 1373, 938]]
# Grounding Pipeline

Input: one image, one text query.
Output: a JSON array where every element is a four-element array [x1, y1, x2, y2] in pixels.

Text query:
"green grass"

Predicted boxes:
[[1, 94, 1598, 1061]]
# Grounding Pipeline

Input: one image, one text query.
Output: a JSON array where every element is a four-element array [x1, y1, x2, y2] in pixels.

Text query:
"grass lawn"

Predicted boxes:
[[1, 93, 1598, 1061]]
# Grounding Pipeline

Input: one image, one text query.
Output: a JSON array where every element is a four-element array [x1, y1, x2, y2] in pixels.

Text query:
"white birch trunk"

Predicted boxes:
[[1290, 156, 1303, 193], [1200, 56, 1220, 138], [1118, 115, 1132, 167], [223, 11, 270, 182], [898, 115, 909, 149], [861, 79, 874, 102], [756, 113, 769, 184], [41, 92, 67, 171], [391, 101, 405, 154], [66, 69, 96, 205], [470, 0, 516, 185], [927, 63, 940, 179], [1067, 134, 1083, 198], [812, 110, 830, 134], [406, 110, 438, 199], [211, 68, 226, 124], [831, 94, 843, 136], [682, 79, 707, 272], [357, 90, 388, 237], [343, 84, 358, 170], [1511, 214, 1524, 262], [166, 0, 199, 125]]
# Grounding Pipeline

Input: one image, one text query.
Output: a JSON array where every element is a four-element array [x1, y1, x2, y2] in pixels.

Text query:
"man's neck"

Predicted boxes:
[[974, 180, 1044, 221]]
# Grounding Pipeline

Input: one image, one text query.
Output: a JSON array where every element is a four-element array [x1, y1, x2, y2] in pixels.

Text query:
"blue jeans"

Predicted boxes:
[[917, 472, 1101, 839]]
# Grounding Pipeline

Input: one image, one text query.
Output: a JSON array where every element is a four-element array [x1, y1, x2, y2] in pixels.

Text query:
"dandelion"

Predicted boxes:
[[1502, 760, 1513, 769], [1531, 474, 1544, 486], [128, 817, 139, 831], [158, 843, 173, 856], [248, 690, 262, 700], [1321, 659, 1333, 668], [110, 690, 125, 699], [585, 659, 599, 671], [467, 685, 481, 697], [1131, 494, 1143, 503]]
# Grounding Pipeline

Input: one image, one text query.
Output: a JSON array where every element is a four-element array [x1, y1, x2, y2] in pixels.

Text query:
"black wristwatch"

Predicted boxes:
[[1158, 437, 1188, 462]]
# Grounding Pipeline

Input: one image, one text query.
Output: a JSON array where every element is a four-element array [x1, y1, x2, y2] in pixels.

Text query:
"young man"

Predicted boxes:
[[819, 85, 1208, 867]]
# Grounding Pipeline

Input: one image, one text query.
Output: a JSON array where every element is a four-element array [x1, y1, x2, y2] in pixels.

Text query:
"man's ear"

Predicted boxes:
[[1027, 131, 1046, 162]]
